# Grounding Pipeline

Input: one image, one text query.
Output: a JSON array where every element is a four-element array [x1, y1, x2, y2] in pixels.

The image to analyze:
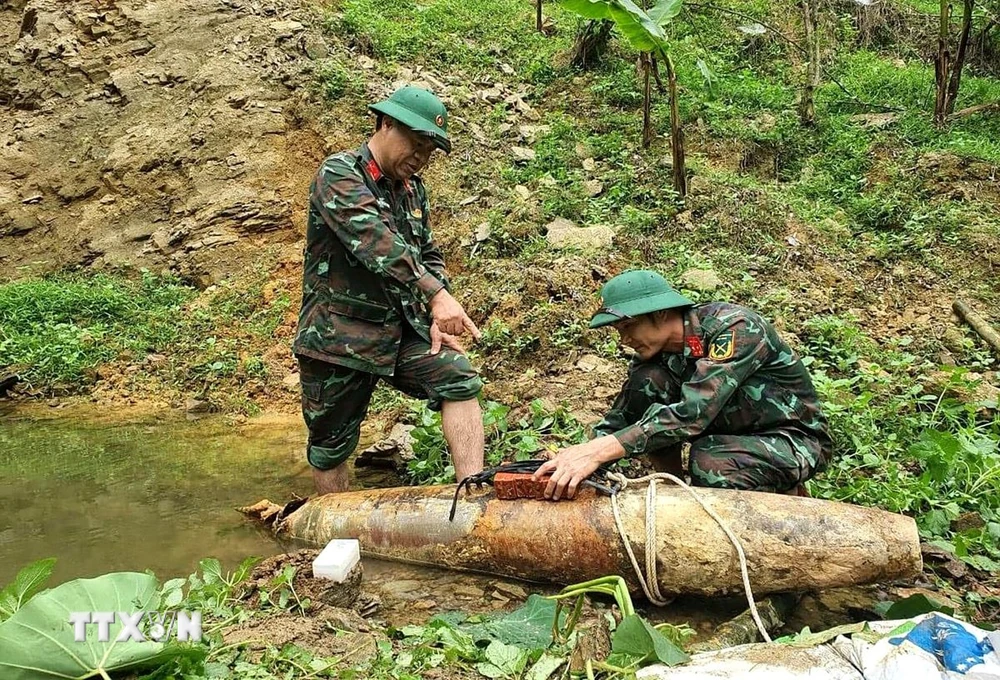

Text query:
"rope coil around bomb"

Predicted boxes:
[[605, 471, 770, 642], [448, 463, 768, 641]]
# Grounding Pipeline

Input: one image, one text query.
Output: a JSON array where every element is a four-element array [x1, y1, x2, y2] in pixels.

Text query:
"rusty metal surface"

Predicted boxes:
[[275, 485, 628, 584], [270, 484, 921, 596]]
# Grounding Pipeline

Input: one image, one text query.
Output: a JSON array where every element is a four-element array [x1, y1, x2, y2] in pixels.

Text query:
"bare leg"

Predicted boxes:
[[441, 398, 485, 480], [312, 464, 350, 494]]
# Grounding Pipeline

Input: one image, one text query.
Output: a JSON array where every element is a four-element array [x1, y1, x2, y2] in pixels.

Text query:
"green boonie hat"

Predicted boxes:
[[589, 269, 693, 329], [369, 85, 451, 154]]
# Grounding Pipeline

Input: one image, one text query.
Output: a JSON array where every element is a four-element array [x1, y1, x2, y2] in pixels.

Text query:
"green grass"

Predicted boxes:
[[0, 272, 194, 387], [405, 398, 587, 485], [0, 267, 294, 412], [829, 51, 1000, 161], [335, 0, 575, 77]]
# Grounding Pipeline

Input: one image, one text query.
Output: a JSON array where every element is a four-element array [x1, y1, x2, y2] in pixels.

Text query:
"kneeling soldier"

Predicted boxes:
[[534, 269, 832, 500]]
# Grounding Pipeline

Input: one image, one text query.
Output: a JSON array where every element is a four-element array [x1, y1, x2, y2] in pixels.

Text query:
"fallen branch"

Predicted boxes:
[[954, 299, 1000, 355], [950, 100, 1000, 119]]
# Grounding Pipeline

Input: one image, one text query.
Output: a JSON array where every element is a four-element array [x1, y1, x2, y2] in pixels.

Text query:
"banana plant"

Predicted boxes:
[[561, 0, 687, 196]]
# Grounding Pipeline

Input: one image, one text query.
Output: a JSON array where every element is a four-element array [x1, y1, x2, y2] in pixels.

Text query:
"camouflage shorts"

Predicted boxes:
[[684, 431, 821, 492], [297, 331, 482, 470], [612, 363, 824, 492]]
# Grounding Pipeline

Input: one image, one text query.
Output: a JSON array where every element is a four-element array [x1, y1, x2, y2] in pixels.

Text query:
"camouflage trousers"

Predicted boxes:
[[613, 363, 825, 493], [296, 329, 482, 470]]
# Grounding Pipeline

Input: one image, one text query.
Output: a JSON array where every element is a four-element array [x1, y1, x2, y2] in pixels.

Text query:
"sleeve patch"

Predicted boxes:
[[708, 330, 735, 361]]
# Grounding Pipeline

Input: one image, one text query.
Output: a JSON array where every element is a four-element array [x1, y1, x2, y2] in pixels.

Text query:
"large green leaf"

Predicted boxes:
[[647, 0, 683, 25], [560, 0, 672, 56], [462, 594, 561, 650], [0, 558, 56, 621], [0, 572, 203, 680], [476, 640, 530, 678], [881, 593, 955, 619], [611, 614, 690, 666]]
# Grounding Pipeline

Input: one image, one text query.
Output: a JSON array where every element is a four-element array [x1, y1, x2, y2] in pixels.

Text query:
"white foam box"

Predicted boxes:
[[312, 539, 361, 582]]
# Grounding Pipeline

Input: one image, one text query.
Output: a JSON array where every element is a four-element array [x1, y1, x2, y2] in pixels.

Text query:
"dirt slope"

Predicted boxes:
[[0, 0, 333, 286]]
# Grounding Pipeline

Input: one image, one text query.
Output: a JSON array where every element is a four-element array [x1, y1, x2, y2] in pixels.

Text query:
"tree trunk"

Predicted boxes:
[[978, 18, 997, 56], [651, 55, 666, 92], [570, 19, 614, 69], [934, 0, 952, 127], [946, 0, 976, 114], [799, 0, 820, 126], [642, 52, 654, 148], [665, 55, 688, 197], [536, 0, 542, 32]]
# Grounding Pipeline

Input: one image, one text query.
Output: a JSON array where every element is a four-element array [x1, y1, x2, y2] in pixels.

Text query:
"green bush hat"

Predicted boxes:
[[369, 85, 452, 154], [589, 270, 694, 329]]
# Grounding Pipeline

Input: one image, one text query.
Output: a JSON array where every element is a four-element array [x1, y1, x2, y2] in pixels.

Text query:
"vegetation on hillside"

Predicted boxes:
[[2, 0, 1000, 673], [6, 0, 998, 557]]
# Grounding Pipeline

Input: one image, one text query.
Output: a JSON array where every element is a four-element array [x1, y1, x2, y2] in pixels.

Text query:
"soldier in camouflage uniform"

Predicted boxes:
[[534, 269, 831, 500], [294, 86, 485, 494]]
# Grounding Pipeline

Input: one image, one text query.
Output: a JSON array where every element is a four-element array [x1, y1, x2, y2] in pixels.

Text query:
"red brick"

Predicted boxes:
[[494, 472, 551, 500]]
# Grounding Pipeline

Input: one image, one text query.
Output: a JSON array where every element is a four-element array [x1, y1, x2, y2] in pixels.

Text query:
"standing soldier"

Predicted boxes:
[[294, 85, 485, 494], [534, 269, 831, 500]]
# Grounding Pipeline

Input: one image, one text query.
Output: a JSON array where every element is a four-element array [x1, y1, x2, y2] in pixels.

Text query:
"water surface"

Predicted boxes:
[[0, 406, 315, 586]]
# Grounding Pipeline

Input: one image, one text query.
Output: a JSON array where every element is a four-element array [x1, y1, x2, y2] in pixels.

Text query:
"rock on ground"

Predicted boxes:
[[680, 268, 724, 292], [545, 217, 614, 250]]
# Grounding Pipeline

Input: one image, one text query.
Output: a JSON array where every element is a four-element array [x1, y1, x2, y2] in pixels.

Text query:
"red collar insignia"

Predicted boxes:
[[685, 336, 705, 358], [366, 158, 412, 193]]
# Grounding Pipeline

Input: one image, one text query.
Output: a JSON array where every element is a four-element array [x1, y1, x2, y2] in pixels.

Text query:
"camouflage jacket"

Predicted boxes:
[[595, 302, 832, 458], [292, 143, 450, 375]]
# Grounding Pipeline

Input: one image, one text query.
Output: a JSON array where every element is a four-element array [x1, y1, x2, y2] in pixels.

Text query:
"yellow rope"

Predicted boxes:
[[606, 471, 773, 643]]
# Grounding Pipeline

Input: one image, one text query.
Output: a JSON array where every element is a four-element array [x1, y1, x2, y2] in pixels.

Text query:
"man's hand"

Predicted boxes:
[[430, 322, 466, 355], [531, 435, 626, 501], [430, 289, 482, 338]]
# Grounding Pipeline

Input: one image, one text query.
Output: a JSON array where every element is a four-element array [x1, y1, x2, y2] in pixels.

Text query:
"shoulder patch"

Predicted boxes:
[[708, 330, 735, 361]]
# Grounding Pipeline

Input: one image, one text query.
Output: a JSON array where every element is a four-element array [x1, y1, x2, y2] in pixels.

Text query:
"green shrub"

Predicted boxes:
[[0, 272, 193, 387]]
